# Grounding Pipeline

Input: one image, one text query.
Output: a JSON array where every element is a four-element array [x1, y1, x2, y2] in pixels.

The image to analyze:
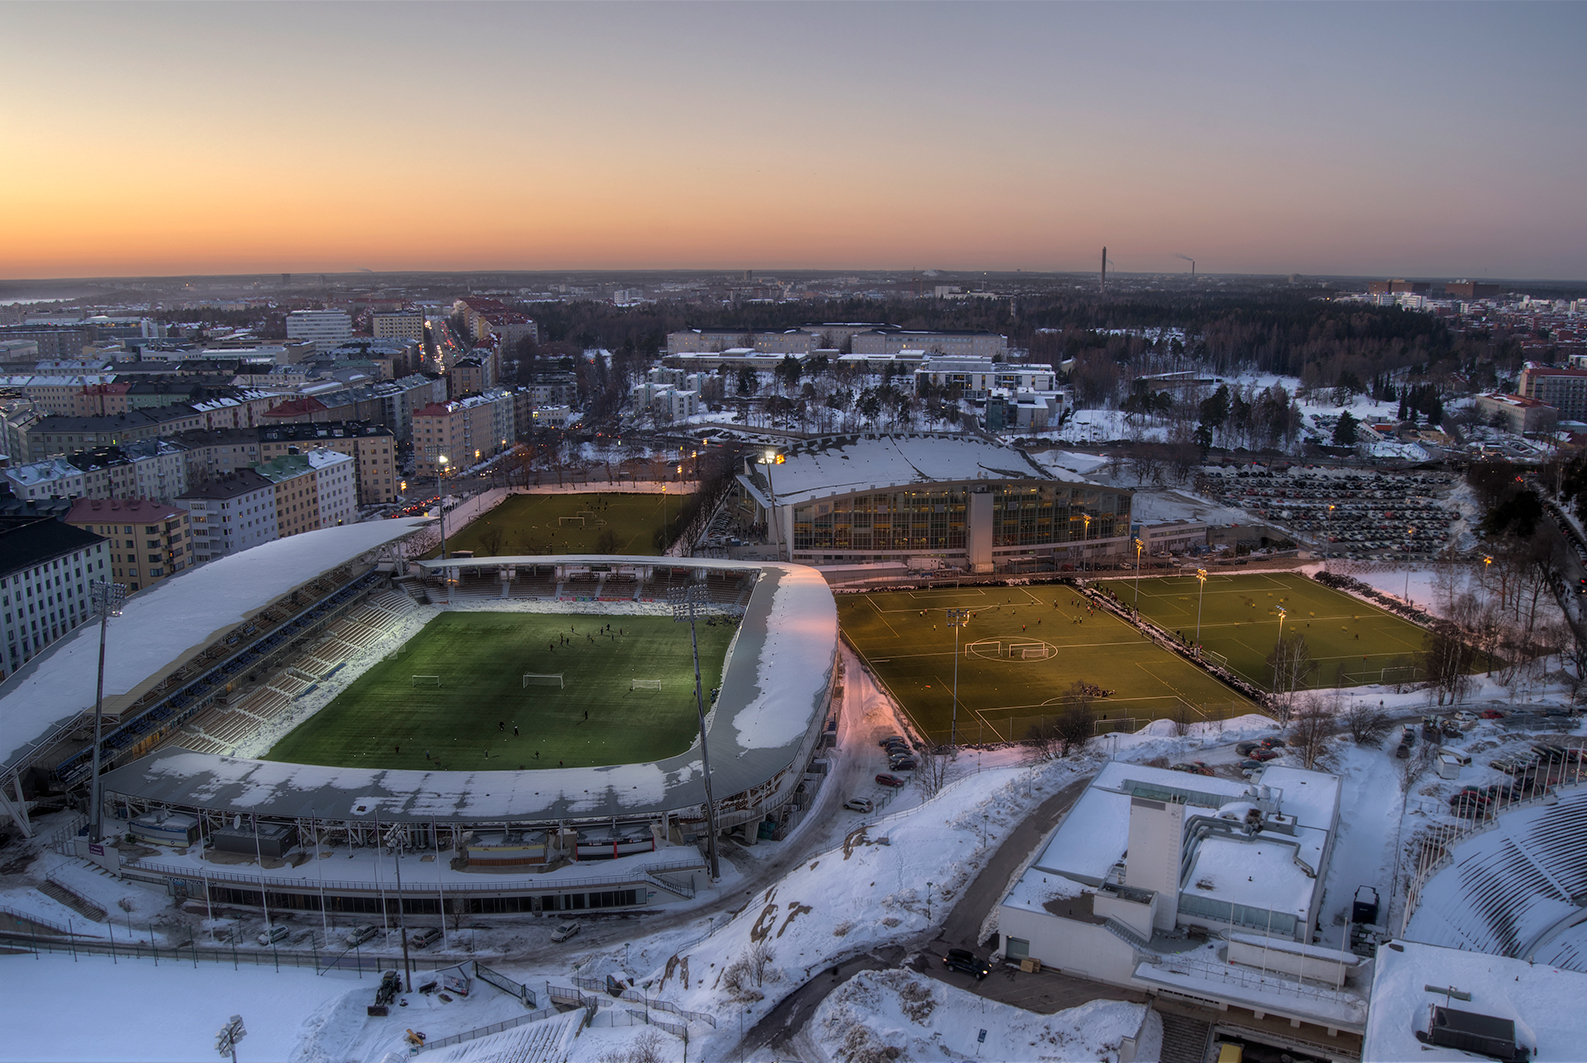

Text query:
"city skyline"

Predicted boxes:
[[3, 1, 1584, 281]]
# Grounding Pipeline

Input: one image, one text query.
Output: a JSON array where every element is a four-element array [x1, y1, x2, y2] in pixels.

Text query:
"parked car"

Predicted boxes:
[[257, 924, 289, 946], [878, 735, 906, 748], [1248, 747, 1281, 762], [1238, 759, 1265, 773], [844, 798, 874, 814], [1480, 710, 1506, 720], [1259, 737, 1286, 748], [1235, 741, 1261, 756], [1452, 710, 1478, 722], [884, 740, 911, 754], [942, 948, 990, 980], [409, 927, 443, 949], [875, 773, 906, 788], [550, 921, 581, 943], [889, 756, 918, 772], [346, 924, 380, 947], [1449, 793, 1491, 818]]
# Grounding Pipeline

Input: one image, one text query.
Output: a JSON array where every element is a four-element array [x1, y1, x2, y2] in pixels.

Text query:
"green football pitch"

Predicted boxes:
[[837, 585, 1257, 745], [440, 492, 686, 557], [1102, 571, 1430, 690], [263, 612, 734, 772]]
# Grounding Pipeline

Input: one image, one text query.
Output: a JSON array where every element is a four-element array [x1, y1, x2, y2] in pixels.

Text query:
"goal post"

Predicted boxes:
[[412, 675, 441, 688], [522, 672, 565, 689], [559, 515, 586, 527], [630, 679, 662, 692]]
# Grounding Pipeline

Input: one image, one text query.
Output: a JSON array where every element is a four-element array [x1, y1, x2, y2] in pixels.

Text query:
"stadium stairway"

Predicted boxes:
[[1155, 1008, 1214, 1063]]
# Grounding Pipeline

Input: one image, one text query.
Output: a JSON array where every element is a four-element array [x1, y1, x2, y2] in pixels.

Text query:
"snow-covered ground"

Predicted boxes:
[[810, 968, 1156, 1063], [6, 635, 1583, 1061]]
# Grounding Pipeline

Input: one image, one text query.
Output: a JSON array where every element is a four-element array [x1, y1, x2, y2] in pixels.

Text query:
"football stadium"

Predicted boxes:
[[0, 520, 839, 916]]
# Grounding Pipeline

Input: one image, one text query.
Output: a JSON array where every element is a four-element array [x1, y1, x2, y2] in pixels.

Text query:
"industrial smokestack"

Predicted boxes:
[[1101, 247, 1107, 293]]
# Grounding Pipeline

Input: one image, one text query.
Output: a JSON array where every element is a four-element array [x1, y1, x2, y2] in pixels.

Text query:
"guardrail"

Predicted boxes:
[[416, 1005, 562, 1053]]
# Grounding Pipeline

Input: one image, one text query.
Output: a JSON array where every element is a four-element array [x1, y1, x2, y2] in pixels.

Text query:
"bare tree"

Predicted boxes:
[[748, 940, 776, 987], [1055, 683, 1095, 754], [1265, 633, 1316, 720], [1423, 630, 1475, 706], [917, 748, 951, 796], [1288, 692, 1337, 770], [1342, 699, 1392, 745]]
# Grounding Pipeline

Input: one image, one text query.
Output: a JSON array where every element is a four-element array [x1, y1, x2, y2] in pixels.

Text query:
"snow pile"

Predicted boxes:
[[811, 968, 1153, 1063]]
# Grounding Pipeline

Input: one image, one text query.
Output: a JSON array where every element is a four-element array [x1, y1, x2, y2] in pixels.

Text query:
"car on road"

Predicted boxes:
[[875, 773, 906, 788], [550, 921, 581, 943], [1235, 741, 1261, 756], [844, 798, 874, 814], [409, 927, 443, 949], [257, 924, 289, 946], [942, 948, 990, 979], [1259, 737, 1286, 748]]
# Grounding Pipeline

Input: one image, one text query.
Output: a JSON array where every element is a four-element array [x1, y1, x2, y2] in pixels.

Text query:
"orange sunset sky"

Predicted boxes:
[[3, 2, 1584, 280]]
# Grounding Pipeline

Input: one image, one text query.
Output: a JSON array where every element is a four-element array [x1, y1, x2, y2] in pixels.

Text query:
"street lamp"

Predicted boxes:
[[946, 608, 971, 751], [1325, 504, 1336, 570], [1404, 526, 1415, 604], [1195, 568, 1208, 647], [1273, 606, 1288, 695], [436, 453, 451, 602], [1133, 537, 1145, 609], [670, 586, 721, 881], [1081, 512, 1092, 574], [88, 579, 127, 843]]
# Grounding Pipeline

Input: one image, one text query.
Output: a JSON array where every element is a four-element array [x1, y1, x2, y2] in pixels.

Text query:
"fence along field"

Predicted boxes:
[[263, 612, 734, 772], [837, 584, 1256, 746], [1107, 571, 1430, 690]]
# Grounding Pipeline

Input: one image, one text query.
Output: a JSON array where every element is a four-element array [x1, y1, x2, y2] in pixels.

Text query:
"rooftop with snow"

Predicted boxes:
[[740, 433, 1071, 508]]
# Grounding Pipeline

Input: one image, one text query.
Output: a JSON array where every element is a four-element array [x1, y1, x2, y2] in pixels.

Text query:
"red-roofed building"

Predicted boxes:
[[65, 496, 192, 593], [261, 396, 330, 425]]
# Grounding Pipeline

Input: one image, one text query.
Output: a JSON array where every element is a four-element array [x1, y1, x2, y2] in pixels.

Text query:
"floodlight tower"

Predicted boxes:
[[670, 585, 721, 881], [946, 608, 971, 751], [88, 579, 127, 843], [758, 450, 784, 558], [1195, 568, 1208, 646], [1133, 537, 1145, 609]]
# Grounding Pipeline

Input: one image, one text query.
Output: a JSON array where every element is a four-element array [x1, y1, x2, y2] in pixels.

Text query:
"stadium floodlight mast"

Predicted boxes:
[[759, 450, 784, 558], [1273, 605, 1288, 695], [1133, 537, 1145, 608], [1404, 526, 1416, 604], [1194, 568, 1208, 647], [946, 608, 971, 751], [1081, 512, 1092, 573], [88, 579, 127, 843], [670, 585, 721, 881], [435, 451, 451, 601]]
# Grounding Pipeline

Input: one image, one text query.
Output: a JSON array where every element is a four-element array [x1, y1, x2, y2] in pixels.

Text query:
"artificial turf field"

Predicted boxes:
[[440, 492, 683, 557], [1101, 571, 1429, 690], [837, 585, 1258, 745], [263, 612, 734, 772]]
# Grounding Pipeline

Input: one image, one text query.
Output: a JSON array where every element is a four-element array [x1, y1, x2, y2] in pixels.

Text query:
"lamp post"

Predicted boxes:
[[1404, 526, 1416, 604], [1274, 605, 1288, 696], [1081, 512, 1092, 574], [437, 452, 451, 602], [670, 585, 721, 881], [1325, 504, 1335, 570], [1133, 537, 1145, 609], [1195, 568, 1208, 646], [88, 579, 127, 843], [946, 608, 971, 751]]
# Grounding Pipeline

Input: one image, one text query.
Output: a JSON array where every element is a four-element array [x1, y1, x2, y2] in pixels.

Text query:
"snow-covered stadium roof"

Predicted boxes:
[[97, 560, 839, 826], [1, 518, 429, 771], [740, 433, 1058, 508], [1403, 785, 1587, 971]]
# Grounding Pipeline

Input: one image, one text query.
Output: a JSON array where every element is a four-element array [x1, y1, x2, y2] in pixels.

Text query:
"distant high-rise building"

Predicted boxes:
[[371, 310, 425, 344], [285, 310, 353, 348]]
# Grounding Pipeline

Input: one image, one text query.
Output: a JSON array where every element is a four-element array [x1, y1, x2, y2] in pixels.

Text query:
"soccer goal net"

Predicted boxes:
[[412, 675, 441, 687], [1018, 644, 1051, 660], [523, 672, 565, 689], [559, 516, 586, 527], [630, 679, 662, 692]]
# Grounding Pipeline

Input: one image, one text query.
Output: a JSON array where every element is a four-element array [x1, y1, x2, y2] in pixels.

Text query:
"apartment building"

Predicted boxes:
[[305, 448, 356, 528], [255, 454, 324, 538], [411, 390, 515, 476], [371, 309, 425, 344], [913, 355, 1057, 399], [2, 440, 190, 504], [284, 310, 354, 348], [666, 327, 815, 355], [0, 519, 108, 678], [19, 406, 204, 462], [173, 428, 263, 485], [177, 470, 277, 563], [1518, 363, 1587, 420], [258, 422, 398, 506], [65, 497, 191, 594], [448, 354, 497, 399], [4, 373, 119, 415]]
